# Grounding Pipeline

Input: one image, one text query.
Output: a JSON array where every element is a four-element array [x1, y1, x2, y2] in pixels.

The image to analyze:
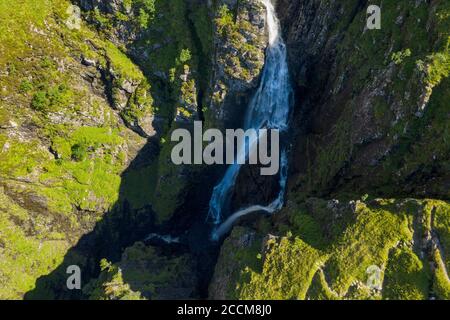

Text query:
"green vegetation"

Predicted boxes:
[[391, 49, 412, 65], [383, 247, 430, 300], [84, 259, 144, 300], [40, 126, 126, 214], [179, 49, 192, 64], [120, 80, 153, 128], [136, 0, 156, 28], [0, 191, 69, 299], [0, 0, 148, 299], [433, 250, 450, 299], [323, 202, 411, 296], [120, 163, 158, 209], [150, 138, 191, 223], [105, 42, 144, 82], [298, 0, 450, 200], [31, 84, 74, 113], [433, 201, 450, 271], [214, 199, 450, 300], [239, 236, 326, 300], [0, 135, 47, 177], [84, 242, 196, 300], [0, 0, 449, 301], [79, 0, 213, 225], [210, 227, 264, 299], [305, 110, 353, 193], [87, 0, 156, 31], [215, 4, 265, 81]]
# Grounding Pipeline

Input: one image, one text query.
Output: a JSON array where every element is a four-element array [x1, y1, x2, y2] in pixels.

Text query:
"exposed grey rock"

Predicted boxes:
[[208, 0, 268, 128]]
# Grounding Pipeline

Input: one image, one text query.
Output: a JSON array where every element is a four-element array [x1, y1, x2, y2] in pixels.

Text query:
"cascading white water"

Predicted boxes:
[[208, 0, 293, 240]]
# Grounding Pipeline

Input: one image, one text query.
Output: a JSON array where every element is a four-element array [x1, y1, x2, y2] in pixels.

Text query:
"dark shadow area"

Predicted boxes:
[[24, 128, 221, 299]]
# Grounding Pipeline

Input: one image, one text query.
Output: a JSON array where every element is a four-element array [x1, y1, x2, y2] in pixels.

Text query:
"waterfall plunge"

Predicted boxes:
[[209, 0, 293, 240]]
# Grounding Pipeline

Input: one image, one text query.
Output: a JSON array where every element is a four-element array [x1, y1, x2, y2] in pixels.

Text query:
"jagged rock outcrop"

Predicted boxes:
[[210, 0, 450, 300], [276, 0, 449, 199], [210, 198, 450, 300], [1, 0, 448, 301], [0, 0, 151, 299], [207, 0, 268, 128], [84, 242, 198, 300]]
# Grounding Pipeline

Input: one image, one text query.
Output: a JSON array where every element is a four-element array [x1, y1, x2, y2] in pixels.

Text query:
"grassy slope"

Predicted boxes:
[[300, 0, 449, 198], [0, 0, 148, 299], [208, 0, 448, 301]]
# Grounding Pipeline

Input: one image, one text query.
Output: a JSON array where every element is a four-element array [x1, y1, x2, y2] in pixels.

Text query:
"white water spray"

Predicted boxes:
[[208, 0, 293, 240], [145, 233, 181, 244]]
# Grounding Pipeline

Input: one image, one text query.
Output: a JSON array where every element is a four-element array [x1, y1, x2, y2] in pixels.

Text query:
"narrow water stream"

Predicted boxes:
[[208, 0, 294, 240]]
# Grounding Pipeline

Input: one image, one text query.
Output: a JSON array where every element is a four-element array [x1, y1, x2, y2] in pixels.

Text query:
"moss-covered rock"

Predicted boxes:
[[84, 242, 197, 300], [279, 0, 449, 200], [207, 0, 268, 128], [0, 0, 150, 299], [210, 198, 450, 300], [1, 0, 449, 302]]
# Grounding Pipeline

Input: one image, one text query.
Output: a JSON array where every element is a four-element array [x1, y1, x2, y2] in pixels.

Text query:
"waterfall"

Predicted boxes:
[[208, 0, 293, 240]]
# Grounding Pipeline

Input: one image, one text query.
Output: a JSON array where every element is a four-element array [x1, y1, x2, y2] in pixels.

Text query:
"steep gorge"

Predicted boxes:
[[0, 0, 449, 300], [209, 0, 450, 300]]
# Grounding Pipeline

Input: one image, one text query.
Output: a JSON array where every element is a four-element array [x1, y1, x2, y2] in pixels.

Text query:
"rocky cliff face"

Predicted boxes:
[[209, 0, 450, 300], [0, 0, 270, 299], [278, 0, 449, 199], [0, 0, 449, 300], [207, 0, 268, 128], [0, 0, 152, 299]]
